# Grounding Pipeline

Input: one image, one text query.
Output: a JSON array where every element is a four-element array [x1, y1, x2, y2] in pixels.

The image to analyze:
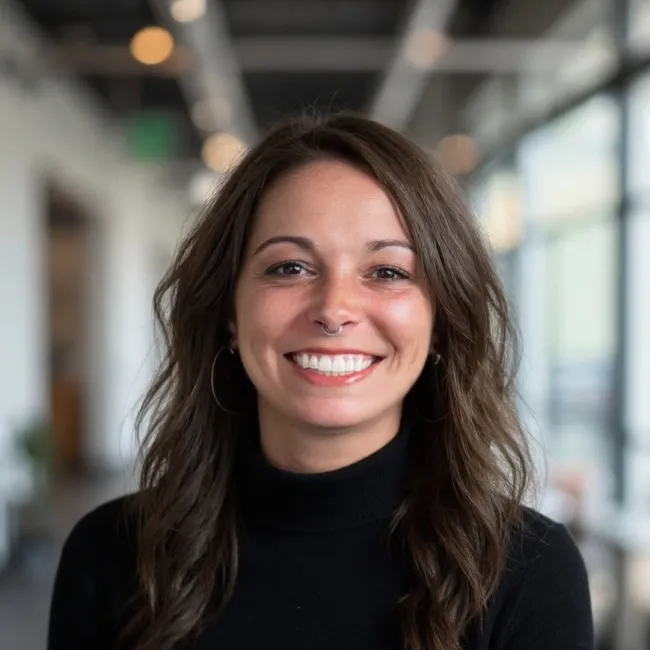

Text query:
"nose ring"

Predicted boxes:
[[321, 323, 342, 337]]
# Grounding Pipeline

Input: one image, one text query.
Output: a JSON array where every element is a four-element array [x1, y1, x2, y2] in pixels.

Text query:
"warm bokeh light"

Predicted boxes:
[[129, 26, 175, 66], [482, 172, 524, 251], [201, 132, 246, 172], [405, 28, 449, 70], [170, 0, 206, 23], [435, 134, 480, 175]]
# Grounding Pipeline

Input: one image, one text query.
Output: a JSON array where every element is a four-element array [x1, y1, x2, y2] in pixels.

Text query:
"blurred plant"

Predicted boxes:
[[7, 416, 56, 541], [15, 417, 54, 474]]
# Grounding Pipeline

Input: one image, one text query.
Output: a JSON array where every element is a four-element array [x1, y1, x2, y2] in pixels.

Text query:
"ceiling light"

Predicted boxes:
[[435, 134, 480, 176], [170, 0, 206, 23], [129, 26, 175, 66], [202, 133, 246, 173], [405, 28, 448, 70]]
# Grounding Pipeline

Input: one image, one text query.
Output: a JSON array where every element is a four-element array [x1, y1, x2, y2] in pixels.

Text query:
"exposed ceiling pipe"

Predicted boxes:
[[149, 0, 257, 145], [369, 0, 458, 130]]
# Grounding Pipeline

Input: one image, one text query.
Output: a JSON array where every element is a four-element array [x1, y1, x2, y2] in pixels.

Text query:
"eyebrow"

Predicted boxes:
[[253, 236, 415, 256], [367, 239, 415, 252]]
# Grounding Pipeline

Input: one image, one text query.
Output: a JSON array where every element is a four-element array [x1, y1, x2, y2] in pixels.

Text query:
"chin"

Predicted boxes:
[[288, 399, 384, 432]]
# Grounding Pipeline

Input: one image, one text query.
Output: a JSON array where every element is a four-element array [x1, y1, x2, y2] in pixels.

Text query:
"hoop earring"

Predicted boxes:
[[210, 345, 238, 414]]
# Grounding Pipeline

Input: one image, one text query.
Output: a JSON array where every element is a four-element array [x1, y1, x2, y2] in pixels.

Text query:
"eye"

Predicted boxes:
[[265, 261, 310, 277], [372, 265, 411, 282]]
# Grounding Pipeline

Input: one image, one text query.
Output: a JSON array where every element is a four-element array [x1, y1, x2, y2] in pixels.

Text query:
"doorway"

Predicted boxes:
[[46, 183, 90, 473]]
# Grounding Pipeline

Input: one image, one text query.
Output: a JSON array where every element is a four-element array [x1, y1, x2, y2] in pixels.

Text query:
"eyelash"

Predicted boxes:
[[265, 261, 311, 277], [264, 261, 412, 282]]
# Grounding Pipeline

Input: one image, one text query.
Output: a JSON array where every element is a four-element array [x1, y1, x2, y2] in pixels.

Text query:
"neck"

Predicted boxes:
[[256, 402, 403, 473], [236, 418, 413, 532]]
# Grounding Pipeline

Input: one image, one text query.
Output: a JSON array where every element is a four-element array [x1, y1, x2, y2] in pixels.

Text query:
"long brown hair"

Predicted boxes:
[[127, 113, 534, 650]]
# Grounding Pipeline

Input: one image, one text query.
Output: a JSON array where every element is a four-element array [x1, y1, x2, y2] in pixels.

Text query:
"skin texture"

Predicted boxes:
[[233, 160, 434, 472]]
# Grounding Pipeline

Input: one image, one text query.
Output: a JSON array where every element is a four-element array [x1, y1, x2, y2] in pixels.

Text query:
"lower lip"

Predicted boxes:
[[288, 358, 382, 386]]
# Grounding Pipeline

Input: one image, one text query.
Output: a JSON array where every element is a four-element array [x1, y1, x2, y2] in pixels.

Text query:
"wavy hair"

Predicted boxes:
[[125, 113, 534, 650]]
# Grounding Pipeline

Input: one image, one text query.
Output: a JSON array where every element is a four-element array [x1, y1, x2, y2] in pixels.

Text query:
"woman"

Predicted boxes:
[[48, 113, 593, 650]]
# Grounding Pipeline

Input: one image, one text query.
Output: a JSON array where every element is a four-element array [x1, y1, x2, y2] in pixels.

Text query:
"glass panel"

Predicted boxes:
[[545, 217, 618, 518], [626, 446, 650, 513], [628, 73, 650, 200], [625, 211, 650, 448], [470, 168, 524, 253], [470, 166, 524, 301], [519, 94, 620, 221]]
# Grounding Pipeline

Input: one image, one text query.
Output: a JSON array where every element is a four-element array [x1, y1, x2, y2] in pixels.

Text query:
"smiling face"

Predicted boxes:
[[233, 159, 434, 459]]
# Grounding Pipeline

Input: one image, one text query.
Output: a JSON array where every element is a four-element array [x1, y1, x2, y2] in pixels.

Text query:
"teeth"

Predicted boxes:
[[332, 357, 346, 373], [292, 353, 375, 375], [318, 356, 332, 372]]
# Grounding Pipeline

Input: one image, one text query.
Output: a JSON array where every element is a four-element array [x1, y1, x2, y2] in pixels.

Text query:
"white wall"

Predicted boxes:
[[0, 0, 189, 470]]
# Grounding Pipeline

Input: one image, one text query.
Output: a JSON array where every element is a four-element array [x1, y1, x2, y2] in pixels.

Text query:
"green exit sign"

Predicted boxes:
[[127, 113, 178, 160]]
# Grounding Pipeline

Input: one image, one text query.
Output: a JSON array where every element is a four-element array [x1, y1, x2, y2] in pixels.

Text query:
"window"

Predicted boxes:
[[517, 95, 621, 515], [545, 218, 617, 499], [469, 165, 524, 297], [520, 94, 620, 221], [628, 73, 650, 202]]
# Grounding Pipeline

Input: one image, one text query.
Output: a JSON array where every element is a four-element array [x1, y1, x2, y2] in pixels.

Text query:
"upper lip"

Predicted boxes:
[[287, 348, 383, 357]]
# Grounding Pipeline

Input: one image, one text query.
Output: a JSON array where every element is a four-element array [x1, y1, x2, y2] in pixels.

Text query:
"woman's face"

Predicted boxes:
[[233, 159, 434, 436]]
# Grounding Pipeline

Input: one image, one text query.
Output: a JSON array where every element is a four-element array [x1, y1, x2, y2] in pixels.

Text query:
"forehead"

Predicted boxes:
[[250, 160, 410, 243]]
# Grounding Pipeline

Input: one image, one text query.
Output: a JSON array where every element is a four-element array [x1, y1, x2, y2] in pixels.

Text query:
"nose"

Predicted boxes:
[[308, 272, 362, 332]]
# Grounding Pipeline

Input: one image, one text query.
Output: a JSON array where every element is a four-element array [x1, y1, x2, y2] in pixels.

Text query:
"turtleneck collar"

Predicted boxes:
[[236, 423, 413, 533]]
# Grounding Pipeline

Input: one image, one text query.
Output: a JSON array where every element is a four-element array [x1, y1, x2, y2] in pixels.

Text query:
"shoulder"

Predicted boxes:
[[59, 494, 139, 570], [64, 493, 137, 541], [506, 507, 587, 580], [481, 507, 594, 648], [49, 495, 140, 647]]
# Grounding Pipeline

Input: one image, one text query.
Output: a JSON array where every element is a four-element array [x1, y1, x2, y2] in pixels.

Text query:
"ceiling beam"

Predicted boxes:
[[50, 37, 594, 76], [44, 44, 192, 77], [233, 36, 594, 74], [234, 36, 394, 72]]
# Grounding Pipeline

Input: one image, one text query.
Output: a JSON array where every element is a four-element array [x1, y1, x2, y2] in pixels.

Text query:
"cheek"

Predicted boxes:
[[235, 286, 301, 346], [378, 292, 433, 342]]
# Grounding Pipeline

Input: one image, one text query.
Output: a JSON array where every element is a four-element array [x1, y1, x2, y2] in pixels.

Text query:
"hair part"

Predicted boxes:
[[125, 112, 535, 650]]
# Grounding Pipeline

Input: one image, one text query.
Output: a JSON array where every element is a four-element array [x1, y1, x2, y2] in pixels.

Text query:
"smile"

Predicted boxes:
[[289, 352, 380, 377]]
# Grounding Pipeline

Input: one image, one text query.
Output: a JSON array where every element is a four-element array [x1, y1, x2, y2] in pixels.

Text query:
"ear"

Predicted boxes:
[[228, 319, 237, 343]]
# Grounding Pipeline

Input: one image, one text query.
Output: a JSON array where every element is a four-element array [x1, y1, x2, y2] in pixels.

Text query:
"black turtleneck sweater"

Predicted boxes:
[[48, 428, 594, 649]]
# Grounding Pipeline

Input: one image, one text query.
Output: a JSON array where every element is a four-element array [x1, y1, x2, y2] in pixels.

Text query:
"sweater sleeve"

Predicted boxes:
[[47, 502, 128, 650], [503, 520, 594, 650]]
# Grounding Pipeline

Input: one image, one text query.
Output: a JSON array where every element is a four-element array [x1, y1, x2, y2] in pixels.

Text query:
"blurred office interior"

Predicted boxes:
[[1, 0, 649, 647]]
